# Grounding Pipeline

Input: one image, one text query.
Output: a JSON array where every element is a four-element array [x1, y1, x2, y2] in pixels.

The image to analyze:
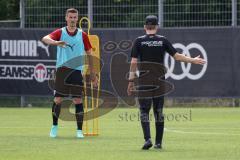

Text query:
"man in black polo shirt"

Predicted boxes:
[[127, 15, 206, 150]]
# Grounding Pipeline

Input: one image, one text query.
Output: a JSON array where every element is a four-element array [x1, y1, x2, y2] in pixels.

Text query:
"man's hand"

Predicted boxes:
[[127, 82, 135, 96], [90, 73, 98, 88], [192, 55, 206, 65], [54, 41, 67, 47], [92, 76, 98, 88]]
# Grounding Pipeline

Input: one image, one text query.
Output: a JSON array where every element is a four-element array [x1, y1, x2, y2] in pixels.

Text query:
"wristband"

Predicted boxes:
[[128, 71, 135, 80]]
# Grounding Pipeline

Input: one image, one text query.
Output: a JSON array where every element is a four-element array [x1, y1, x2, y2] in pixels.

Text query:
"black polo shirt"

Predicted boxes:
[[131, 34, 177, 63]]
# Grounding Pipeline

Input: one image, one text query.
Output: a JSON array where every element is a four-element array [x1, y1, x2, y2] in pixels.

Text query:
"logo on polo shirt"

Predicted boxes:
[[141, 41, 163, 47]]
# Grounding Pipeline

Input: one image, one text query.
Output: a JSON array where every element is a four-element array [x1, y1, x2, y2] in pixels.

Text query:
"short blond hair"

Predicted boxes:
[[65, 8, 78, 15]]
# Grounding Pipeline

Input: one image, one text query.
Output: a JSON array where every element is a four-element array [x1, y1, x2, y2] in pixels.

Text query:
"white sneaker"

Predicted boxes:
[[49, 125, 58, 138], [76, 130, 84, 139]]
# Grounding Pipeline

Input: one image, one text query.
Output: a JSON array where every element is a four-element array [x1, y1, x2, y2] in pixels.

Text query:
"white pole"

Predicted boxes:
[[158, 0, 164, 27], [88, 0, 93, 27], [232, 0, 237, 27], [20, 0, 25, 28]]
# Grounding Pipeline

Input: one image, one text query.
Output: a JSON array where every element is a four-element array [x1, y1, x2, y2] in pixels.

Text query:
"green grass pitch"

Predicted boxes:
[[0, 107, 239, 160]]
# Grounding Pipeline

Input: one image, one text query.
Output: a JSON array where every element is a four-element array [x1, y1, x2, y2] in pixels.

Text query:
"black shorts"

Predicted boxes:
[[54, 67, 84, 97]]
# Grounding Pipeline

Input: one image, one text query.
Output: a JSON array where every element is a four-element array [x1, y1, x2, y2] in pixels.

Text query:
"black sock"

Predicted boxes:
[[75, 103, 84, 130], [52, 102, 61, 126]]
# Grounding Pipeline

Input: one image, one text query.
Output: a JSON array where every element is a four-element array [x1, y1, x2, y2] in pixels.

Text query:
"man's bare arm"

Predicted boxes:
[[86, 49, 97, 82], [41, 35, 66, 47], [128, 58, 138, 81], [127, 57, 138, 95], [173, 52, 206, 65]]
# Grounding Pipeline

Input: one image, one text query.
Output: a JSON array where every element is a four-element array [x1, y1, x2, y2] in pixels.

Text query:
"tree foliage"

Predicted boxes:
[[0, 0, 235, 27], [0, 0, 19, 20]]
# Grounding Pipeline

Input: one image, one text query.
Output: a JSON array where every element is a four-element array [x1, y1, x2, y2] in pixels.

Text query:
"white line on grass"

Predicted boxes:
[[165, 128, 240, 136], [0, 125, 91, 129], [0, 126, 47, 129], [165, 127, 240, 130]]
